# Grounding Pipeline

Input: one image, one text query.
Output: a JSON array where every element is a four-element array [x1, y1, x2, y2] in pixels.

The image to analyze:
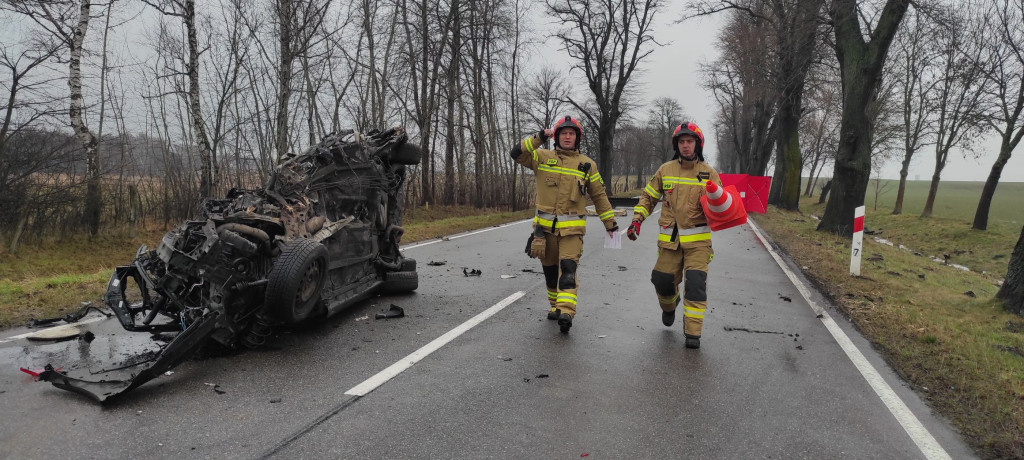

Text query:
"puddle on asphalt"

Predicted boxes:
[[2, 318, 167, 380]]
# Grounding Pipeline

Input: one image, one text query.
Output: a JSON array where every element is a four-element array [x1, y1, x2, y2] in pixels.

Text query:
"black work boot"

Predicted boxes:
[[547, 308, 561, 320], [558, 313, 573, 333], [662, 296, 679, 326], [684, 334, 701, 349]]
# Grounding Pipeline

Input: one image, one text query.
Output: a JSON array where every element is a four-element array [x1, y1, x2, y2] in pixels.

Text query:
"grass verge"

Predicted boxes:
[[0, 206, 533, 330], [753, 199, 1024, 459]]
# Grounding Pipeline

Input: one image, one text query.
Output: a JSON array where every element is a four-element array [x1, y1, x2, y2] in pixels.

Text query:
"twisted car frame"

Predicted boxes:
[[40, 128, 422, 402]]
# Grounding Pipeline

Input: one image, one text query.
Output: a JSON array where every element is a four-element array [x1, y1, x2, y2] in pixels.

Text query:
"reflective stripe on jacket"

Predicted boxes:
[[657, 224, 711, 243], [634, 157, 721, 249], [512, 133, 617, 236]]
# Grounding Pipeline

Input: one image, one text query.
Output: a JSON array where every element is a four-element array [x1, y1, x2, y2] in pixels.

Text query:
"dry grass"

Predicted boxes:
[[753, 199, 1024, 459]]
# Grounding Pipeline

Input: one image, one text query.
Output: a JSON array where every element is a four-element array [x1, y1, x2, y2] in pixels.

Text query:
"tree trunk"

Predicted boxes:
[[921, 164, 943, 217], [185, 0, 216, 196], [769, 107, 802, 210], [597, 120, 615, 188], [998, 225, 1024, 316], [972, 139, 1013, 230], [441, 0, 460, 206], [70, 0, 101, 236], [275, 0, 294, 160], [892, 159, 910, 214], [818, 179, 831, 204], [818, 0, 910, 236], [9, 205, 29, 254]]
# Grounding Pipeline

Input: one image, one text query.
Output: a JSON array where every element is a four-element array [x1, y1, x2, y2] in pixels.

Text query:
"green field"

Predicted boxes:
[[861, 179, 1024, 227]]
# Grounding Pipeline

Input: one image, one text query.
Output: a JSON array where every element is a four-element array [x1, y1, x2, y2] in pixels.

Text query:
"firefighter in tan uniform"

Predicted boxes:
[[627, 122, 719, 349], [510, 116, 619, 333]]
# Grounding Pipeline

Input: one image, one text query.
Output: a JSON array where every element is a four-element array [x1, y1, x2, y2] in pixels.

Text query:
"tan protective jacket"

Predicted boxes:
[[633, 158, 722, 249], [512, 133, 617, 236]]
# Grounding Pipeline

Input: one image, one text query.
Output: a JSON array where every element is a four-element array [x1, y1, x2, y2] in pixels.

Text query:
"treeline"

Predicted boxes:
[[1, 0, 683, 248], [702, 0, 1022, 234]]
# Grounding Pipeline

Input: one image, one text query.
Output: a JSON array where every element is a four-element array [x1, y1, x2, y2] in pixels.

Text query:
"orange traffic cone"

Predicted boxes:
[[700, 181, 747, 231]]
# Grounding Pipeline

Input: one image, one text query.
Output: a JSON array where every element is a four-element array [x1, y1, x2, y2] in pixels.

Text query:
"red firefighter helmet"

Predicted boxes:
[[552, 115, 583, 150], [672, 121, 705, 161]]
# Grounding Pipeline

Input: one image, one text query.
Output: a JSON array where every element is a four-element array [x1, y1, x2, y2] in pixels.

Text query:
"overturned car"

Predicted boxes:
[[40, 127, 422, 402]]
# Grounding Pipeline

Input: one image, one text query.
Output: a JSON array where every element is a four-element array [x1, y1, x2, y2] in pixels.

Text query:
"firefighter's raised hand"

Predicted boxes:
[[542, 128, 554, 140], [626, 220, 641, 241]]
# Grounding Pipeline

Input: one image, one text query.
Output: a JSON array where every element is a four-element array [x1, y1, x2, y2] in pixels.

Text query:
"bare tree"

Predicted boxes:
[[817, 0, 911, 236], [548, 0, 662, 183], [274, 0, 332, 160], [920, 4, 991, 218], [0, 31, 65, 236], [519, 67, 570, 137], [693, 0, 825, 210], [440, 0, 462, 205], [701, 9, 776, 176], [972, 0, 1024, 230], [888, 10, 938, 214], [143, 0, 219, 197]]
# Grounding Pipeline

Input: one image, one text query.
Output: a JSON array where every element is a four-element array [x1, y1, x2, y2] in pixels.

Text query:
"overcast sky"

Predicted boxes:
[[537, 1, 1023, 183]]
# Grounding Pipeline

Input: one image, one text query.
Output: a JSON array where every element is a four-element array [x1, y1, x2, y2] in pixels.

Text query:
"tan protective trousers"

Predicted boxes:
[[540, 233, 583, 317], [652, 245, 713, 337]]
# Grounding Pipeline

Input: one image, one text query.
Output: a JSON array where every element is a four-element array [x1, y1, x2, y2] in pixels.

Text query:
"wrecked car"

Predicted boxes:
[[39, 127, 422, 402]]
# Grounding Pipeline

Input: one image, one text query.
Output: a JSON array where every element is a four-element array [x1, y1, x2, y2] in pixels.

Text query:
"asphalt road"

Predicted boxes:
[[0, 211, 977, 459]]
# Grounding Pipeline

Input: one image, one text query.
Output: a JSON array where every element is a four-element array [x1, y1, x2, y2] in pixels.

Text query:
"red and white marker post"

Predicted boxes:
[[850, 205, 865, 276]]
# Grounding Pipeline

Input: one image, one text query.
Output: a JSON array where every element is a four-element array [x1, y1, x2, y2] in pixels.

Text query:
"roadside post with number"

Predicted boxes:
[[850, 205, 865, 276]]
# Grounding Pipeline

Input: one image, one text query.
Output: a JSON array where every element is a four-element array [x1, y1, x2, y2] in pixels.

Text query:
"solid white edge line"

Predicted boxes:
[[400, 218, 532, 251], [0, 316, 107, 344], [344, 291, 526, 397], [746, 219, 951, 460]]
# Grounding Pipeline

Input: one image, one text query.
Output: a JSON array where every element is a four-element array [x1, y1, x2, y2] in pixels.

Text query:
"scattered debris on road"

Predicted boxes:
[[463, 268, 482, 276], [25, 325, 81, 342], [375, 304, 405, 319], [500, 274, 516, 279], [270, 398, 282, 403], [617, 266, 627, 271], [427, 261, 447, 266], [779, 295, 792, 302], [20, 367, 61, 379], [27, 302, 112, 328], [723, 326, 784, 335]]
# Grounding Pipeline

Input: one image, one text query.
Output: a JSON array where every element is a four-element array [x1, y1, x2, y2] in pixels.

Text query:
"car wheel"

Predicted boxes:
[[399, 258, 416, 272], [390, 142, 422, 165], [265, 238, 328, 323], [381, 271, 418, 293]]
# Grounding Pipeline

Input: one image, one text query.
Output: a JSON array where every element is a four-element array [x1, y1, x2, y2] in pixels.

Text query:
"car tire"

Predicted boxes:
[[265, 238, 328, 323], [390, 142, 422, 165], [399, 258, 416, 272], [381, 271, 418, 293]]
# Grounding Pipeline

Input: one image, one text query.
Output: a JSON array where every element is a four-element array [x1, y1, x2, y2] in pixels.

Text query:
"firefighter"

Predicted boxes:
[[510, 116, 619, 333], [626, 122, 720, 349]]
